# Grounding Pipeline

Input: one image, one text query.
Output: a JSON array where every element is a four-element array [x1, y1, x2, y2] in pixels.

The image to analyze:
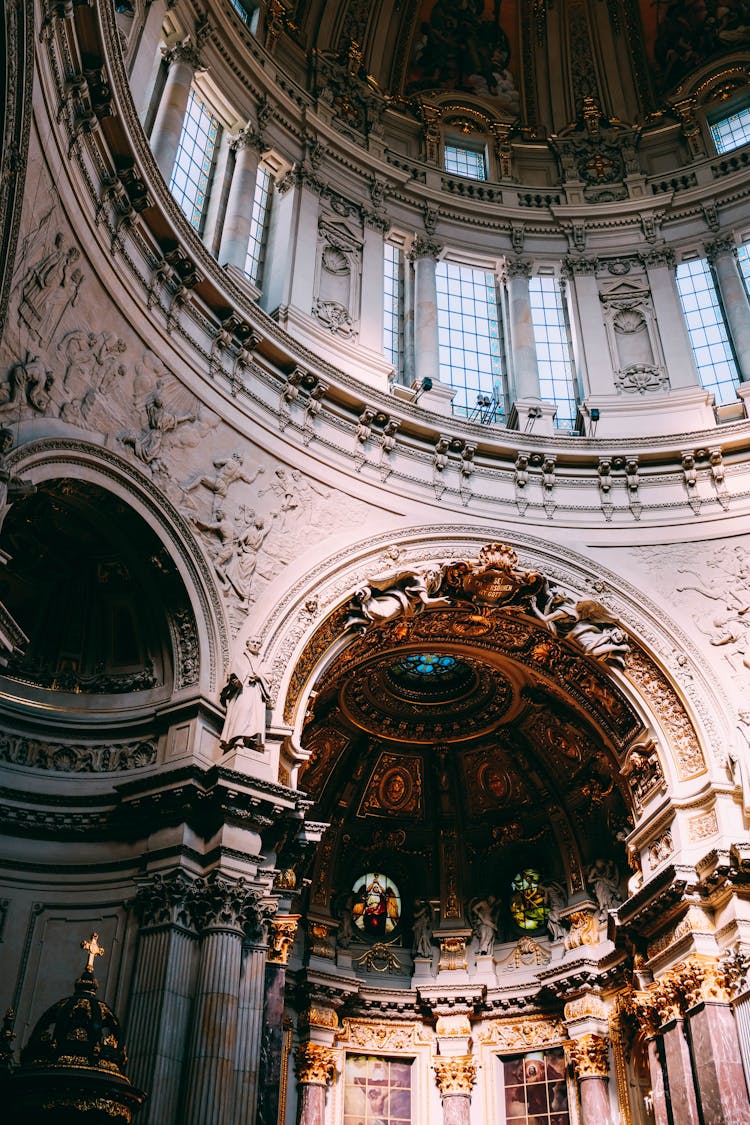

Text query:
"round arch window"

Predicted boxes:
[[351, 872, 401, 939]]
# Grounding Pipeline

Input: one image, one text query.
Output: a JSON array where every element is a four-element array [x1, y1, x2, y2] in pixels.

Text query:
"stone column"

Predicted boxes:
[[219, 129, 262, 271], [359, 217, 387, 355], [660, 1016, 701, 1125], [232, 941, 267, 1123], [254, 915, 299, 1125], [564, 258, 616, 396], [642, 248, 701, 389], [128, 0, 168, 124], [569, 1034, 612, 1125], [707, 238, 750, 383], [433, 1055, 477, 1125], [504, 259, 540, 399], [647, 1037, 670, 1125], [182, 875, 262, 1125], [149, 40, 202, 181], [127, 872, 198, 1125], [687, 998, 750, 1123], [294, 1043, 336, 1125], [412, 236, 442, 386]]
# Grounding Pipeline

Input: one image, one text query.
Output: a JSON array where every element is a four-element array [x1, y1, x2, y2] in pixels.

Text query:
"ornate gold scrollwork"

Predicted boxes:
[[267, 915, 300, 964], [433, 1054, 478, 1097], [568, 1033, 610, 1080], [294, 1043, 337, 1086]]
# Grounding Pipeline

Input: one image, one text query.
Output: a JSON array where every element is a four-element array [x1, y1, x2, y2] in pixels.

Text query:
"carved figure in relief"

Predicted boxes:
[[411, 899, 433, 958], [192, 508, 237, 588], [219, 638, 271, 751], [586, 859, 622, 920], [533, 592, 630, 667], [17, 231, 82, 345], [226, 508, 276, 601], [470, 895, 500, 955], [346, 565, 450, 629], [182, 451, 264, 507], [118, 379, 196, 472], [0, 353, 53, 413], [539, 880, 567, 941]]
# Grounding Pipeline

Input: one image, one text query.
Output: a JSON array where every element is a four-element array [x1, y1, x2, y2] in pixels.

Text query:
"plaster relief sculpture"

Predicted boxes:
[[219, 637, 271, 751], [0, 352, 53, 413], [16, 230, 83, 346], [346, 566, 450, 629], [118, 379, 197, 473], [182, 451, 264, 511], [622, 740, 665, 805], [728, 708, 750, 816], [532, 592, 630, 667]]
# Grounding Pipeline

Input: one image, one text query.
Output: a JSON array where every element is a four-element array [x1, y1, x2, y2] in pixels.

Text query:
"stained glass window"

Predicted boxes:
[[503, 1049, 570, 1124], [352, 873, 401, 938], [345, 1056, 412, 1125], [169, 90, 220, 232], [396, 654, 457, 677], [510, 869, 546, 931]]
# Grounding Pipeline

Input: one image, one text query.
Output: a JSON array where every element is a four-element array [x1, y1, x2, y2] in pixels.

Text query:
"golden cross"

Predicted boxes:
[[81, 931, 105, 973]]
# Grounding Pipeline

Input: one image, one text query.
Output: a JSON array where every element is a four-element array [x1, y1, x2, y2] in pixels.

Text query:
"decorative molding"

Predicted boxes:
[[433, 1054, 477, 1097]]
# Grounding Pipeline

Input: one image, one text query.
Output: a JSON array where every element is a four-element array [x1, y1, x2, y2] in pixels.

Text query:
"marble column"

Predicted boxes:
[[660, 1017, 701, 1125], [569, 1034, 612, 1125], [505, 259, 541, 399], [433, 1055, 477, 1125], [149, 41, 201, 181], [687, 1000, 750, 1124], [412, 236, 442, 386], [219, 130, 262, 271], [254, 915, 299, 1125], [294, 1043, 336, 1125], [646, 1037, 670, 1125], [127, 873, 198, 1125], [707, 238, 750, 383], [642, 248, 701, 389], [182, 875, 261, 1125], [128, 0, 168, 125]]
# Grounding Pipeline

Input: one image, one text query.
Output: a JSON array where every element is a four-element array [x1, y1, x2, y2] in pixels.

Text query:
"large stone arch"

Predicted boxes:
[[4, 436, 230, 697]]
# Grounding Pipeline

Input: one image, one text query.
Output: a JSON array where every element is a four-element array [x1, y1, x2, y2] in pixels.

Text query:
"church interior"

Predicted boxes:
[[2, 1, 750, 1123]]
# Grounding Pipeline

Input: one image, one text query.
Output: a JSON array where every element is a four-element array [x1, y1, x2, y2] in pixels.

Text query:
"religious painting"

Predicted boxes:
[[405, 0, 521, 114], [462, 743, 529, 813], [351, 871, 402, 938], [344, 1055, 412, 1125], [638, 1, 750, 91], [502, 1047, 570, 1123]]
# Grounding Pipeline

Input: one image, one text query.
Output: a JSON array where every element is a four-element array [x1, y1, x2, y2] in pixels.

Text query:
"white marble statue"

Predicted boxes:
[[346, 565, 450, 629], [219, 638, 271, 752]]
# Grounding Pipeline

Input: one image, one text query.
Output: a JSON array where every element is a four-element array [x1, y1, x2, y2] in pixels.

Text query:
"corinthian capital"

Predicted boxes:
[[294, 1042, 336, 1086], [163, 39, 204, 72], [187, 873, 265, 935], [433, 1054, 477, 1097], [267, 914, 300, 964], [410, 235, 442, 261], [568, 1033, 609, 1079]]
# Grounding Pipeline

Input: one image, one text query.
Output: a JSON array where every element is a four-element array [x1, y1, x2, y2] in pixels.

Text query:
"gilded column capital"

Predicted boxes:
[[433, 1054, 478, 1097], [568, 1033, 610, 1080], [294, 1043, 336, 1086], [267, 914, 300, 964]]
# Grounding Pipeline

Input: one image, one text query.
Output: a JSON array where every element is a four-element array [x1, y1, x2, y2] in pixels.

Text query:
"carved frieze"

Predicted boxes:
[[338, 1019, 430, 1050], [478, 1016, 566, 1049], [0, 733, 157, 772]]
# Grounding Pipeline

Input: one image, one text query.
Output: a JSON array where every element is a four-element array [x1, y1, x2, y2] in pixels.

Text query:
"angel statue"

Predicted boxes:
[[345, 564, 450, 630], [470, 895, 500, 955], [533, 591, 630, 667], [538, 879, 567, 942]]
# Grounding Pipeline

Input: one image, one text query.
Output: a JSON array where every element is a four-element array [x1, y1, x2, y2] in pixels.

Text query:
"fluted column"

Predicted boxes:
[[707, 238, 750, 383], [254, 915, 300, 1125], [232, 942, 267, 1123], [433, 1055, 477, 1125], [564, 257, 616, 395], [219, 129, 262, 271], [569, 1034, 612, 1125], [294, 1043, 336, 1125], [412, 236, 442, 385], [642, 248, 701, 389], [504, 259, 540, 399], [182, 875, 263, 1125], [127, 871, 198, 1125], [149, 41, 202, 180]]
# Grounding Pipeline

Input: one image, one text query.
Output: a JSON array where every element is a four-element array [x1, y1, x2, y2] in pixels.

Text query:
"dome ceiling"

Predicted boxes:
[[284, 0, 750, 132]]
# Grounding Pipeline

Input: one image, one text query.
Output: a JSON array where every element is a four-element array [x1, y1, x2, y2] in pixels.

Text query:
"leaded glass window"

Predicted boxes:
[[436, 261, 505, 420], [675, 257, 740, 404], [711, 105, 750, 154], [383, 242, 403, 373], [444, 143, 487, 181], [529, 276, 578, 430], [169, 90, 220, 232], [244, 165, 272, 285]]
